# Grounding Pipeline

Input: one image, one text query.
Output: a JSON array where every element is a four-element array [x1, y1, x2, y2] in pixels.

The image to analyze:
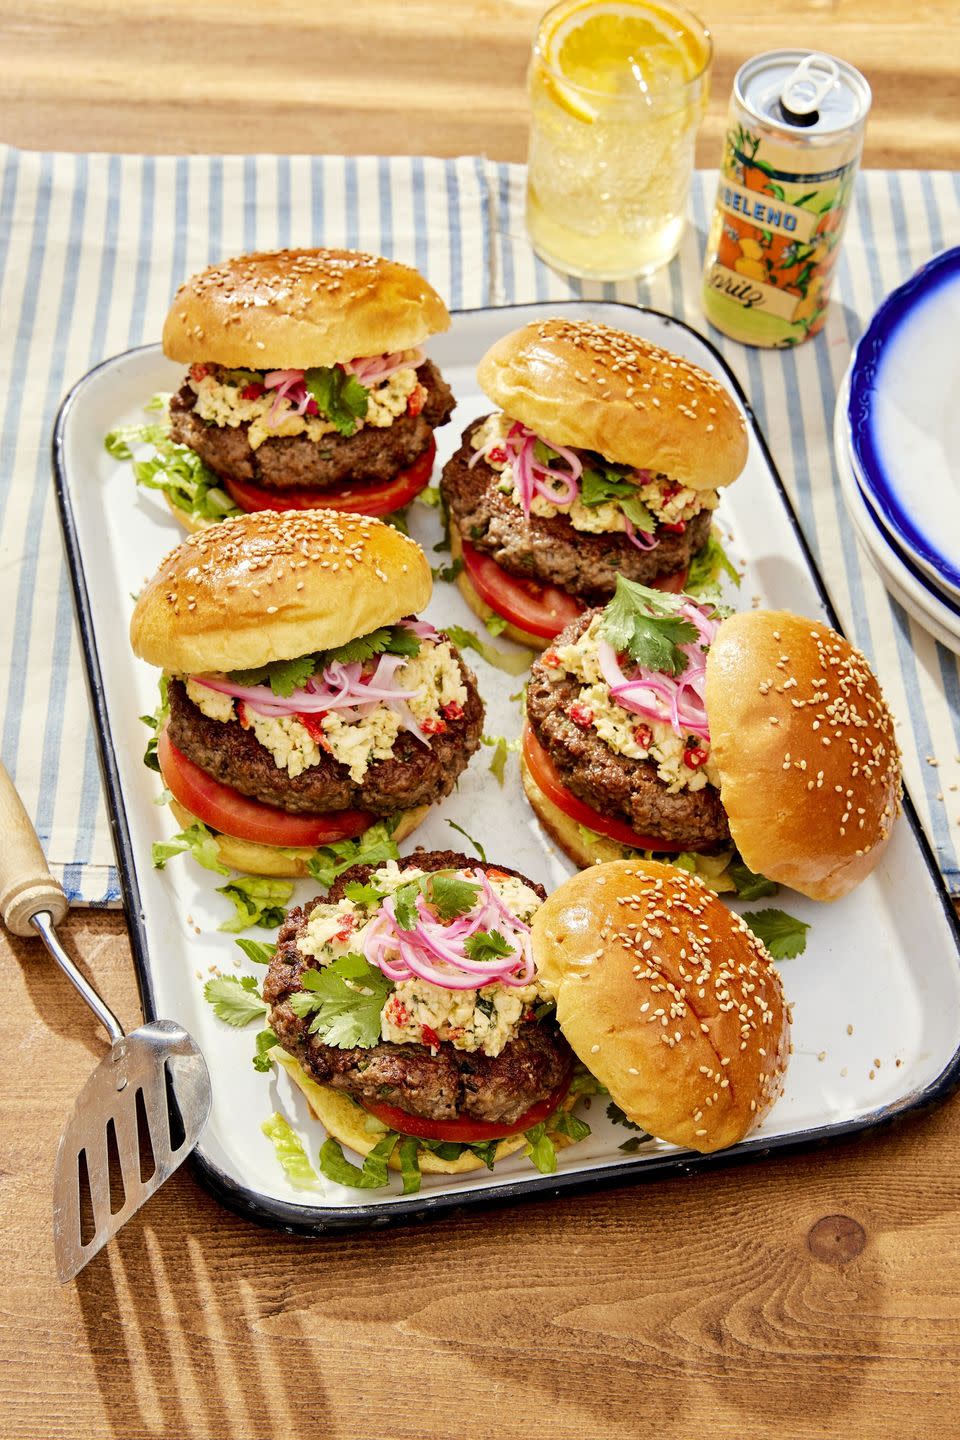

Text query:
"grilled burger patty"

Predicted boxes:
[[264, 851, 573, 1125], [527, 612, 730, 850], [440, 419, 712, 600], [169, 359, 455, 491], [166, 660, 483, 816]]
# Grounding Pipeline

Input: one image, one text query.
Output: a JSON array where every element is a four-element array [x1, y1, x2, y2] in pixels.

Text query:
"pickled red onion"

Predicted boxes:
[[595, 599, 719, 741]]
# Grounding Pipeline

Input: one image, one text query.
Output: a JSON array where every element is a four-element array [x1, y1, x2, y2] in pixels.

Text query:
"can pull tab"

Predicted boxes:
[[778, 53, 839, 128]]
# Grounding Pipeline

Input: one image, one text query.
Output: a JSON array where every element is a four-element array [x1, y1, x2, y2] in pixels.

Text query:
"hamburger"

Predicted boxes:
[[130, 509, 484, 877], [160, 248, 455, 529], [531, 860, 790, 1153], [255, 855, 789, 1192], [522, 582, 901, 901], [440, 318, 747, 648]]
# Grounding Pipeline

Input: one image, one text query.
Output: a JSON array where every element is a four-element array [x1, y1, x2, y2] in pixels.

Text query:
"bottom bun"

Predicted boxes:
[[276, 1052, 563, 1175], [519, 753, 737, 893], [168, 798, 428, 878], [449, 529, 551, 651]]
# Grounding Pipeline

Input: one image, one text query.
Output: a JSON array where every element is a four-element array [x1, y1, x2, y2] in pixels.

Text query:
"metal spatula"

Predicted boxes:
[[0, 763, 211, 1283]]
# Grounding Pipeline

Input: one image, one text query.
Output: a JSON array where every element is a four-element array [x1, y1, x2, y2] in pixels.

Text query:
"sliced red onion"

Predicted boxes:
[[623, 515, 659, 552], [347, 347, 424, 384]]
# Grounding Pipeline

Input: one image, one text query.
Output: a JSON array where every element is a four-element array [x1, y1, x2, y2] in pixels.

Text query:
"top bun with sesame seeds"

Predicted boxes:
[[705, 610, 902, 902], [476, 318, 748, 491], [129, 508, 432, 675], [162, 248, 451, 370], [531, 859, 790, 1154]]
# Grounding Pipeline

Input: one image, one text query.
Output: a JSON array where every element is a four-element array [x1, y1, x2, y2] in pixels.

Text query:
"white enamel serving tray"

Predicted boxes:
[[54, 302, 960, 1233]]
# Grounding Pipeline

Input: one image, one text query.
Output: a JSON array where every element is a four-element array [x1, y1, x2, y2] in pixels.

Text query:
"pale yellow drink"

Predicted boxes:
[[526, 0, 712, 280]]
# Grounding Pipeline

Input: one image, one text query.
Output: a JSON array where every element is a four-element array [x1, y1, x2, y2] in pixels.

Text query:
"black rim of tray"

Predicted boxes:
[[52, 301, 960, 1235]]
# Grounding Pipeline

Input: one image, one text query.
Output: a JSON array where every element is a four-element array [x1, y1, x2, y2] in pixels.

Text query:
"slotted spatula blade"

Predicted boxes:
[[52, 1019, 211, 1283], [0, 761, 212, 1282]]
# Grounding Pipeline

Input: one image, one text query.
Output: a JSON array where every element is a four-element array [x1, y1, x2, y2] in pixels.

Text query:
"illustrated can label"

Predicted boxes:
[[701, 53, 869, 348]]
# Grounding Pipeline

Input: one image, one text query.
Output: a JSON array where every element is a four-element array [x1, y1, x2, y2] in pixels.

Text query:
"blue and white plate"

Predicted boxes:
[[847, 246, 960, 602], [837, 371, 960, 654]]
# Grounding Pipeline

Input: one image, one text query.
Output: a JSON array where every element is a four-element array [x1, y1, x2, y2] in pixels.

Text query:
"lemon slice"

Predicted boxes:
[[538, 0, 709, 122]]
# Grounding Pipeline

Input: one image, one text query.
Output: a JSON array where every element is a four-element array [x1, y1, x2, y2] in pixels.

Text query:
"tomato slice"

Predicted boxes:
[[460, 540, 585, 641], [156, 728, 373, 847], [461, 541, 689, 642], [223, 438, 436, 518], [522, 724, 686, 854], [362, 1071, 573, 1143]]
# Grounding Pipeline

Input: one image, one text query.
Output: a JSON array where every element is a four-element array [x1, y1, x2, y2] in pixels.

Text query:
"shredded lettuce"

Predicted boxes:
[[215, 875, 294, 933], [685, 529, 742, 602], [444, 624, 534, 678], [398, 1136, 422, 1194], [318, 1131, 396, 1189], [252, 1028, 279, 1072], [152, 821, 230, 876], [445, 819, 487, 861], [305, 820, 400, 890], [262, 1113, 320, 1189], [728, 856, 778, 899], [523, 1122, 558, 1174], [105, 396, 241, 526], [140, 675, 169, 773]]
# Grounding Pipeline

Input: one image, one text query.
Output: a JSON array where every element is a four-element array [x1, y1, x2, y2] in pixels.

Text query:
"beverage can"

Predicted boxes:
[[701, 50, 871, 347]]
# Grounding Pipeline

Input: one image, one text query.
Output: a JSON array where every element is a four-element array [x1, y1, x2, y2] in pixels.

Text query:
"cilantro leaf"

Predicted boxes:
[[686, 529, 742, 600], [215, 875, 294, 933], [600, 575, 699, 676], [390, 881, 420, 933], [343, 881, 385, 908], [729, 857, 779, 900], [322, 624, 420, 667], [446, 819, 487, 861], [606, 1101, 645, 1132], [463, 929, 515, 963], [444, 624, 534, 677], [742, 908, 810, 960], [252, 1027, 278, 1072], [580, 468, 656, 534], [425, 872, 481, 921], [306, 820, 400, 890], [294, 953, 392, 1048], [203, 975, 268, 1027], [618, 1136, 649, 1154], [318, 1130, 396, 1189], [432, 557, 464, 584], [261, 1113, 319, 1189], [303, 365, 370, 437], [228, 655, 317, 698], [153, 821, 230, 876], [570, 1066, 608, 1096], [235, 938, 277, 966]]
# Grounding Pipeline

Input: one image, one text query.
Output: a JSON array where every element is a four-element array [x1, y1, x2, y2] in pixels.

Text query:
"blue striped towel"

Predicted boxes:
[[0, 145, 956, 901]]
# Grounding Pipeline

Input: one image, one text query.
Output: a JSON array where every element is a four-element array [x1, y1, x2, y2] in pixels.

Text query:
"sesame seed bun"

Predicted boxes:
[[129, 509, 432, 675], [532, 860, 790, 1153], [167, 798, 428, 878], [162, 249, 451, 370], [476, 319, 748, 491], [706, 611, 902, 902]]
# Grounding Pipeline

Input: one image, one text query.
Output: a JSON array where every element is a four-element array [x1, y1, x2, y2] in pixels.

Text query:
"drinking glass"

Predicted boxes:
[[525, 0, 712, 280]]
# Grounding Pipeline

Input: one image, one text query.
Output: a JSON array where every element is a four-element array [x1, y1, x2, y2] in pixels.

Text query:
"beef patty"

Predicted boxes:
[[440, 419, 713, 601], [263, 851, 573, 1124], [526, 611, 730, 851], [166, 651, 483, 816], [169, 359, 455, 491]]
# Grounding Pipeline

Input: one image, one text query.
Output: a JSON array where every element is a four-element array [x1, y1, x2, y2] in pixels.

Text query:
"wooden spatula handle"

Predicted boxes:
[[0, 762, 69, 936]]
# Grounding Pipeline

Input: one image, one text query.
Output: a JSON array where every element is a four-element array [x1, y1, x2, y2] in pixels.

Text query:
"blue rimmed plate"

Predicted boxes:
[[847, 246, 960, 601]]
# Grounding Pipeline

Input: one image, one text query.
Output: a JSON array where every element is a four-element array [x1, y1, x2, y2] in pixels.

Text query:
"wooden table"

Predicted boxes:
[[2, 5, 959, 1437]]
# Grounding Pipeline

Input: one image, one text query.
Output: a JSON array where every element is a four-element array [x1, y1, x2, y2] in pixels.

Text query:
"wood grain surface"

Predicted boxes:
[[1, 0, 958, 168], [2, 4, 960, 1437]]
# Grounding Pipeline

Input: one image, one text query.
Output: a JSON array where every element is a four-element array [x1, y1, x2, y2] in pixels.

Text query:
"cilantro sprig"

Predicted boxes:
[[580, 466, 657, 534], [304, 365, 370, 437], [742, 908, 810, 959], [462, 929, 515, 964], [227, 624, 420, 697], [600, 575, 701, 676], [288, 953, 392, 1049], [203, 975, 269, 1027], [391, 871, 481, 932]]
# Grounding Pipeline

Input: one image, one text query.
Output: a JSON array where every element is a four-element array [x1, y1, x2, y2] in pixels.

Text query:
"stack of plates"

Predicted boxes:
[[834, 246, 960, 654]]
